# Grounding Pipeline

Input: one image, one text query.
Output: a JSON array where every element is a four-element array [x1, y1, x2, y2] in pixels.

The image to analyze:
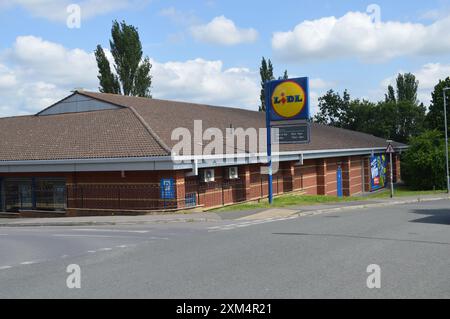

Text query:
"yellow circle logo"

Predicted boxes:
[[271, 81, 306, 118]]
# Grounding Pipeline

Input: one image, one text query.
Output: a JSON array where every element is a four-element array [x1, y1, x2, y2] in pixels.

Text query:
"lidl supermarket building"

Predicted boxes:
[[0, 91, 405, 215]]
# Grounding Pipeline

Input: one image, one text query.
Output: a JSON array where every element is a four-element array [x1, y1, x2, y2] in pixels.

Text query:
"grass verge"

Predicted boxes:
[[211, 186, 447, 212], [211, 194, 364, 212], [365, 186, 446, 199]]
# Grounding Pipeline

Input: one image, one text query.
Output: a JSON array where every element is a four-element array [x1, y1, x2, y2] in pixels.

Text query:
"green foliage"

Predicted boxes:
[[279, 70, 288, 80], [385, 85, 396, 103], [96, 20, 152, 97], [258, 58, 290, 111], [395, 73, 418, 104], [94, 45, 120, 94], [259, 57, 275, 112], [314, 89, 351, 127], [132, 57, 152, 98], [426, 77, 450, 133], [394, 100, 426, 143], [401, 130, 448, 190], [314, 73, 426, 143], [259, 57, 274, 112]]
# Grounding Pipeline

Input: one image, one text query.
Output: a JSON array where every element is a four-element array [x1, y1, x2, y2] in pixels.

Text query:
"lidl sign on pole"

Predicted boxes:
[[266, 77, 311, 145], [264, 77, 310, 204], [268, 77, 310, 122]]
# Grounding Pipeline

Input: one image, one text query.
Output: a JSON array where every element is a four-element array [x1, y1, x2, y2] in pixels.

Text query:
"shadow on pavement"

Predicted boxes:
[[410, 208, 450, 226]]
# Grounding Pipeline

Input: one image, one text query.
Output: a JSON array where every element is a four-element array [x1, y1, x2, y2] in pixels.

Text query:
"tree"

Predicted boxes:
[[313, 75, 425, 144], [314, 89, 351, 127], [385, 85, 396, 103], [426, 77, 450, 134], [346, 99, 379, 133], [396, 73, 418, 104], [279, 70, 288, 80], [393, 100, 426, 143], [95, 20, 152, 97], [259, 57, 274, 112], [376, 73, 425, 143], [94, 45, 120, 94], [401, 130, 448, 190]]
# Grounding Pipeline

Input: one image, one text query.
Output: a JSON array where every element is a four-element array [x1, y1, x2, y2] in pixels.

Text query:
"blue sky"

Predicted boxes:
[[1, 0, 450, 117]]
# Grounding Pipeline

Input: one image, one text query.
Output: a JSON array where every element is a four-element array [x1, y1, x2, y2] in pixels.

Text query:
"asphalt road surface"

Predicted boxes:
[[0, 200, 449, 298]]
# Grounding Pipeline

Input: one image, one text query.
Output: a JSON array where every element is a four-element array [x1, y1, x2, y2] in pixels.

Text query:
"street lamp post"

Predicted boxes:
[[443, 88, 450, 194]]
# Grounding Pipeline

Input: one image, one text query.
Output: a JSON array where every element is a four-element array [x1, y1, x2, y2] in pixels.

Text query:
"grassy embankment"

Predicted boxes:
[[211, 186, 447, 212]]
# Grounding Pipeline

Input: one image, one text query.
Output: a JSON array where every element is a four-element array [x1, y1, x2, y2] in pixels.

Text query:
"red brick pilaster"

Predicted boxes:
[[283, 161, 295, 193], [342, 157, 351, 196], [316, 159, 327, 195], [242, 165, 252, 201], [363, 157, 371, 192], [175, 170, 186, 209]]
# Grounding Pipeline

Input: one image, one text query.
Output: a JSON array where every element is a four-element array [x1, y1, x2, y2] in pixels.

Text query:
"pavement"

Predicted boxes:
[[0, 194, 449, 298]]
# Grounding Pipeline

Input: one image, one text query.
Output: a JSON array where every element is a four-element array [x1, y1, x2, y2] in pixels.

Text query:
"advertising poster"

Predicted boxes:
[[370, 154, 387, 191]]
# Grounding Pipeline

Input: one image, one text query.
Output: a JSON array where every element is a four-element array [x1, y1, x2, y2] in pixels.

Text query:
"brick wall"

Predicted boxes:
[[295, 159, 318, 195], [0, 154, 399, 212]]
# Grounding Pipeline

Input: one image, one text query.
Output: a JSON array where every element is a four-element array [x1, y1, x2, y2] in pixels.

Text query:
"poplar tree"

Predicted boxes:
[[259, 57, 274, 112], [95, 20, 152, 97]]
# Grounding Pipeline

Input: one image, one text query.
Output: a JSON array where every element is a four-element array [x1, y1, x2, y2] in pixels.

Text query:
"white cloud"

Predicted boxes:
[[0, 35, 332, 117], [0, 36, 98, 117], [0, 64, 17, 89], [0, 0, 149, 22], [414, 63, 450, 89], [309, 78, 335, 90], [381, 63, 450, 106], [151, 58, 259, 109], [191, 16, 258, 46], [0, 36, 262, 117], [10, 35, 98, 86], [272, 11, 450, 62]]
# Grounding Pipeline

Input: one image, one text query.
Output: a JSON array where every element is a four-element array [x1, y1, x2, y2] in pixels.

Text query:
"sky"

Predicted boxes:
[[1, 0, 450, 117]]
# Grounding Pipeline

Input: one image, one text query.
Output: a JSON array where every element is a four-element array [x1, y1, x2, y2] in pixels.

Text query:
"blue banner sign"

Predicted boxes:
[[160, 178, 175, 199], [370, 154, 387, 191]]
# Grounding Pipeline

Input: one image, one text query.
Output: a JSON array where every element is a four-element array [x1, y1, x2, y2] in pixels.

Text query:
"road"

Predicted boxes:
[[0, 200, 449, 298]]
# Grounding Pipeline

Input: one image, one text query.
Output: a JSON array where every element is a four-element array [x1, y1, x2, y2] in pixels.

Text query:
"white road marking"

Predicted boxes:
[[0, 266, 12, 270], [72, 229, 149, 234], [98, 248, 112, 251], [116, 245, 128, 248], [61, 255, 69, 259], [149, 236, 169, 240], [53, 234, 118, 238], [87, 250, 96, 253], [20, 261, 38, 265], [208, 216, 297, 232]]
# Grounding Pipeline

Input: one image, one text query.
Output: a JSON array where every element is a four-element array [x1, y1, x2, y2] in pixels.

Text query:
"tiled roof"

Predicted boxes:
[[0, 91, 405, 161], [0, 107, 168, 161], [81, 91, 405, 152]]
